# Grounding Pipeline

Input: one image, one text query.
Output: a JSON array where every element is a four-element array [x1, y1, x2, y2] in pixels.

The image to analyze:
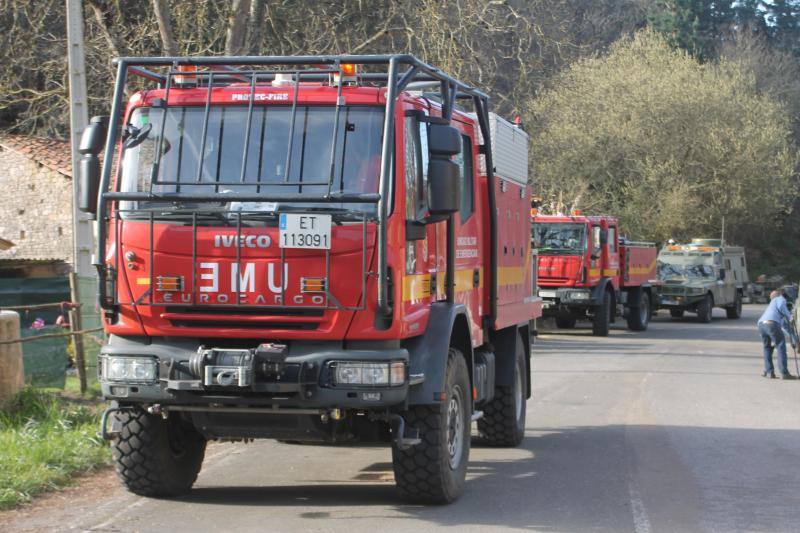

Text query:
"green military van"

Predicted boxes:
[[657, 239, 748, 323]]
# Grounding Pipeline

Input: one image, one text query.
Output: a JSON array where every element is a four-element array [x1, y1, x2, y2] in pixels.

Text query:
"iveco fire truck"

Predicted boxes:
[[78, 55, 541, 504], [532, 214, 659, 335]]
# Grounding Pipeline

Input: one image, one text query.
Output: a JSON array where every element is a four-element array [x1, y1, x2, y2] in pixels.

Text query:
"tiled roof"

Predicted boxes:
[[0, 135, 73, 178]]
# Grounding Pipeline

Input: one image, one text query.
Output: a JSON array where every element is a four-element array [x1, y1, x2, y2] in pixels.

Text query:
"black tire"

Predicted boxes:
[[478, 332, 527, 447], [726, 292, 742, 319], [112, 409, 206, 497], [669, 309, 684, 318], [697, 294, 714, 323], [555, 316, 576, 329], [626, 291, 650, 332], [592, 290, 611, 336], [392, 348, 471, 504]]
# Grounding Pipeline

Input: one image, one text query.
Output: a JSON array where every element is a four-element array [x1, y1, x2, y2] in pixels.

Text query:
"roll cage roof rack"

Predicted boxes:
[[97, 54, 498, 322]]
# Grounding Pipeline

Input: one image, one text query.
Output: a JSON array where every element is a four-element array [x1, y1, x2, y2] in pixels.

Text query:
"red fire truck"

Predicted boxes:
[[78, 55, 541, 504], [532, 214, 658, 335]]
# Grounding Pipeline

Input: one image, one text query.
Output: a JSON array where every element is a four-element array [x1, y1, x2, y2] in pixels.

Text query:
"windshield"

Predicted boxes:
[[658, 261, 715, 280], [533, 222, 586, 254], [118, 105, 384, 219]]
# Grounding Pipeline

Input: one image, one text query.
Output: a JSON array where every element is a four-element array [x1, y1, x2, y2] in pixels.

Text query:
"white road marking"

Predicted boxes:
[[628, 478, 652, 533]]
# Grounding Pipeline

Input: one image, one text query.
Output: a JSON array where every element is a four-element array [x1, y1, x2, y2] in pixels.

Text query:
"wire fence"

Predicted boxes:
[[0, 275, 103, 392]]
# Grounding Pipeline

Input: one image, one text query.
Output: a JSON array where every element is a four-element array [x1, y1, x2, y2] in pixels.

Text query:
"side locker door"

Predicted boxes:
[[452, 126, 483, 345]]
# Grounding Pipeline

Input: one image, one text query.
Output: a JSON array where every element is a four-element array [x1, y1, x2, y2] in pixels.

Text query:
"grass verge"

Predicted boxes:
[[0, 386, 109, 509]]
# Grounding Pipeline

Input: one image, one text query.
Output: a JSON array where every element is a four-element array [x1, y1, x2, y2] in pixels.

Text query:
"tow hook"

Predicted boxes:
[[388, 414, 422, 450], [97, 405, 134, 441]]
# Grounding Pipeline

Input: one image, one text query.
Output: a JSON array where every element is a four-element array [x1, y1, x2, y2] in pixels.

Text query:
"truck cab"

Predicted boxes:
[[533, 214, 658, 335], [79, 55, 541, 504], [657, 239, 747, 322]]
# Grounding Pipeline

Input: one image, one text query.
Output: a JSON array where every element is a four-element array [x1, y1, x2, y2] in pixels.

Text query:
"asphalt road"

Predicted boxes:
[[7, 304, 800, 532]]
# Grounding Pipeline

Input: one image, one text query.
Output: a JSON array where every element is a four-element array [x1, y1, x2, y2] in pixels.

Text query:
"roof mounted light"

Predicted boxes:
[[333, 63, 358, 86], [174, 64, 197, 87]]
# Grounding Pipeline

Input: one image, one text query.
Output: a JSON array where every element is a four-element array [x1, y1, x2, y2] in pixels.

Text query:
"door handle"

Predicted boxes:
[[473, 268, 480, 288]]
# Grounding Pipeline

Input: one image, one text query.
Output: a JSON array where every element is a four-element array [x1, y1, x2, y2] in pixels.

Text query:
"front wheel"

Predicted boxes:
[[478, 332, 527, 446], [593, 290, 611, 336], [726, 292, 742, 319], [697, 294, 714, 323], [392, 348, 471, 504], [112, 409, 206, 497], [626, 291, 650, 332]]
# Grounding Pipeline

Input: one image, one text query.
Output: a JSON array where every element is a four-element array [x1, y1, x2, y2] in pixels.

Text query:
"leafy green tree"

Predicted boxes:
[[529, 30, 798, 246]]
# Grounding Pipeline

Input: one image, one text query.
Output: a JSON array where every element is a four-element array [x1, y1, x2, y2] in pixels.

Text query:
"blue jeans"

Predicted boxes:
[[758, 321, 789, 375]]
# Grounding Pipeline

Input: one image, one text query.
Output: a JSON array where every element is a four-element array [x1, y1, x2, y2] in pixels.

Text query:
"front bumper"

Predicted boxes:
[[99, 335, 410, 409], [659, 294, 704, 309], [538, 287, 595, 314]]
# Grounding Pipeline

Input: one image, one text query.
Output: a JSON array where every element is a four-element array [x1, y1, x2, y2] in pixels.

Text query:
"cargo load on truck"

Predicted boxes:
[[532, 213, 659, 335], [79, 55, 542, 504]]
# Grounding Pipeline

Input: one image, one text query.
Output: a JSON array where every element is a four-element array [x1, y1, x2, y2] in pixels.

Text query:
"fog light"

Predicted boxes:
[[101, 356, 157, 383]]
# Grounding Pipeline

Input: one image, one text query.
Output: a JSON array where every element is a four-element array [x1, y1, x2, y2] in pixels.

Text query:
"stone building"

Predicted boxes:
[[0, 135, 74, 277]]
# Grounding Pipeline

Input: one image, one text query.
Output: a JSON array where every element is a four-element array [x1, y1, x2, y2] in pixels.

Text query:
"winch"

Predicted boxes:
[[190, 343, 288, 387]]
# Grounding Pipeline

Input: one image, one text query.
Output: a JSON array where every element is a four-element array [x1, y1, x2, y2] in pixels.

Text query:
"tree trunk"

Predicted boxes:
[[225, 0, 252, 56], [248, 0, 266, 54], [152, 0, 179, 56]]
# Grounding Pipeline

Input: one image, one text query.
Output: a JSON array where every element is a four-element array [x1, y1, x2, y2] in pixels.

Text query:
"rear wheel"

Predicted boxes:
[[392, 348, 471, 504], [112, 409, 206, 497], [626, 291, 650, 331], [697, 294, 714, 323], [726, 292, 742, 319], [555, 316, 576, 329], [478, 332, 526, 447], [592, 290, 611, 336], [669, 309, 684, 318]]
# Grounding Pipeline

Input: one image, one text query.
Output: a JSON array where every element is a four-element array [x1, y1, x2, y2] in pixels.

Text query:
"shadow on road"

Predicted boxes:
[[171, 424, 800, 532]]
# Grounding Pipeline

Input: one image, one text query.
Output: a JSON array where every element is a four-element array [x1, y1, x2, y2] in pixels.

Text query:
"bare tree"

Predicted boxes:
[[225, 0, 251, 56], [152, 0, 179, 55]]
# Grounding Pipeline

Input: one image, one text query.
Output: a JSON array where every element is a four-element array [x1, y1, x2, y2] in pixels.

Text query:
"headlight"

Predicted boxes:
[[330, 361, 405, 387], [101, 356, 157, 383], [566, 290, 590, 301]]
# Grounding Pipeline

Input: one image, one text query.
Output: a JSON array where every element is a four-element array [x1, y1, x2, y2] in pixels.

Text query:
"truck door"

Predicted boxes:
[[605, 224, 620, 289], [401, 108, 440, 323], [589, 224, 602, 283]]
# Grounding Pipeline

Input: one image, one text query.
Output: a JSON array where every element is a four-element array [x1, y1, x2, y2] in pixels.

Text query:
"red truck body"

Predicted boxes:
[[80, 55, 541, 503], [532, 214, 658, 334]]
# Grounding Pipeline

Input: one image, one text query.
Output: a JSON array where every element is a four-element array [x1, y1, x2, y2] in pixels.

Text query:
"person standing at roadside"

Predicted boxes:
[[757, 290, 797, 379]]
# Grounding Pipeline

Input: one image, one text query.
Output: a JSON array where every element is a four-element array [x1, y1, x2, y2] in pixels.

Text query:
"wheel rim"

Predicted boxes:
[[166, 419, 189, 459], [447, 385, 464, 469], [639, 297, 648, 325], [514, 365, 524, 424]]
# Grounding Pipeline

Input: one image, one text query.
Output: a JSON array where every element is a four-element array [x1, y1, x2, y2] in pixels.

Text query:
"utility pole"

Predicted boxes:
[[65, 0, 94, 278]]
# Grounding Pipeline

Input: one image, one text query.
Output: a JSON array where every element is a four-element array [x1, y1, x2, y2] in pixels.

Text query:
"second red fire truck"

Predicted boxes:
[[532, 214, 659, 335], [78, 54, 541, 504]]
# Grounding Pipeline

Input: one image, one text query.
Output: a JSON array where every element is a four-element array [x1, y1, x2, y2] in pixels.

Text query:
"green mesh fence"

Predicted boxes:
[[0, 276, 104, 389], [77, 276, 103, 385]]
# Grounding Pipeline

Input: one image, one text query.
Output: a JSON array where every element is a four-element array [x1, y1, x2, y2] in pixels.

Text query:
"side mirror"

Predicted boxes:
[[426, 124, 461, 216], [77, 116, 108, 217], [428, 159, 460, 215], [718, 268, 726, 281]]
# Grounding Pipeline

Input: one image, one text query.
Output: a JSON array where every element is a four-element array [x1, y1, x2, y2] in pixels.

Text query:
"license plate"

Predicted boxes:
[[539, 290, 557, 298], [661, 298, 678, 306], [279, 213, 331, 249]]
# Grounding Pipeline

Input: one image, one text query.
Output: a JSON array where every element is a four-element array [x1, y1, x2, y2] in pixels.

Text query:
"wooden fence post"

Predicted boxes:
[[69, 272, 87, 394]]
